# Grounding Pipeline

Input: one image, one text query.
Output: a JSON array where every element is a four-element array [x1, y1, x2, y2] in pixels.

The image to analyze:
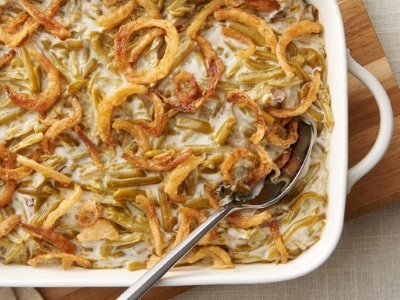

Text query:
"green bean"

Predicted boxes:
[[158, 187, 177, 232], [81, 58, 98, 78], [54, 39, 83, 50], [183, 197, 210, 209], [108, 163, 146, 179], [0, 106, 24, 125], [213, 118, 236, 145], [126, 261, 147, 271], [237, 66, 285, 84], [216, 80, 239, 92], [102, 207, 150, 233], [106, 175, 162, 188], [20, 46, 40, 94], [108, 232, 143, 247], [67, 78, 89, 94], [113, 188, 146, 201], [176, 116, 213, 134], [11, 132, 43, 152], [229, 22, 265, 47]]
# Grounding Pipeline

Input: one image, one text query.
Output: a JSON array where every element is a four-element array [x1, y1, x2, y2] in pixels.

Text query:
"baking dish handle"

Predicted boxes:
[[346, 51, 393, 193]]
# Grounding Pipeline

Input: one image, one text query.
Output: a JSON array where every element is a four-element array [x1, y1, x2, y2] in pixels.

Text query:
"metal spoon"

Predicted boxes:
[[117, 120, 314, 300]]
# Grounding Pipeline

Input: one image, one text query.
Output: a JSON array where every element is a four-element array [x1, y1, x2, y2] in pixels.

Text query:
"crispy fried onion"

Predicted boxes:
[[0, 0, 64, 47], [74, 126, 102, 167], [214, 8, 277, 53], [28, 253, 91, 270], [276, 20, 323, 78], [0, 149, 41, 181], [42, 184, 82, 230], [115, 17, 179, 84], [226, 89, 266, 144], [129, 28, 165, 63], [136, 195, 164, 256], [135, 92, 166, 136], [0, 50, 16, 68], [244, 0, 280, 12], [97, 83, 148, 146], [42, 97, 83, 154], [77, 219, 119, 243], [19, 0, 71, 40], [122, 148, 193, 172], [96, 0, 161, 29], [164, 155, 205, 202], [0, 215, 21, 238], [159, 35, 224, 113], [266, 71, 321, 117], [266, 118, 299, 148], [221, 27, 256, 58], [78, 200, 103, 227], [4, 48, 61, 114], [185, 246, 234, 269], [22, 223, 76, 254], [172, 207, 216, 248], [243, 145, 273, 186], [185, 0, 239, 39], [112, 119, 151, 155], [173, 71, 200, 106], [16, 154, 72, 186], [205, 184, 272, 229], [0, 144, 17, 208], [268, 218, 289, 263], [220, 148, 249, 183]]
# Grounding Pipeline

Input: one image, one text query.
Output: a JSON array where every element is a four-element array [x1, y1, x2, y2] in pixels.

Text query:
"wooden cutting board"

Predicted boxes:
[[38, 0, 400, 299]]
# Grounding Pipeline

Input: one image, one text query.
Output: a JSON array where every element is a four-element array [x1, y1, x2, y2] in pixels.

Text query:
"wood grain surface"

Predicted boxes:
[[39, 0, 400, 299]]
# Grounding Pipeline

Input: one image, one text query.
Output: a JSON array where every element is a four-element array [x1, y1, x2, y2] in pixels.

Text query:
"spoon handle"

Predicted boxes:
[[117, 205, 235, 300]]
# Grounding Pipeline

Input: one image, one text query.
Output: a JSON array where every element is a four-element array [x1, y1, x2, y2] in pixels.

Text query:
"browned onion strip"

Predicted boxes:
[[0, 215, 21, 238], [97, 83, 148, 146], [164, 155, 204, 202], [122, 148, 193, 172], [243, 145, 273, 185], [136, 195, 164, 256], [96, 0, 137, 29], [276, 20, 323, 78], [226, 89, 266, 144], [221, 27, 256, 58], [6, 12, 29, 33], [16, 154, 72, 186], [0, 0, 63, 47], [220, 148, 249, 183], [112, 119, 151, 155], [269, 218, 289, 263], [172, 207, 216, 248], [159, 35, 224, 113], [115, 17, 179, 84], [186, 246, 234, 269], [74, 126, 102, 167], [244, 0, 280, 12], [266, 71, 321, 118], [0, 149, 41, 181], [42, 97, 83, 154], [0, 145, 17, 208], [128, 28, 165, 63], [0, 50, 15, 68], [28, 253, 91, 270], [4, 48, 61, 114], [173, 71, 200, 105], [136, 92, 166, 136], [214, 8, 277, 53], [186, 0, 239, 39], [19, 0, 71, 40], [21, 223, 76, 254], [266, 118, 299, 148]]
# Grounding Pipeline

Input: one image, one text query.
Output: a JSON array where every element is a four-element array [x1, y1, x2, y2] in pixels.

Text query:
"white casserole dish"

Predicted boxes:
[[0, 0, 393, 287]]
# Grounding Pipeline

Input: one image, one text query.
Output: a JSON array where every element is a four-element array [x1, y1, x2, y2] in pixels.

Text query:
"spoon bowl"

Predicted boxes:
[[118, 120, 314, 300]]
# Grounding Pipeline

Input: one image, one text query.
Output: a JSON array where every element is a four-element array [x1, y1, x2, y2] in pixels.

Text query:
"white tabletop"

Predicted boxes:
[[173, 1, 400, 299]]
